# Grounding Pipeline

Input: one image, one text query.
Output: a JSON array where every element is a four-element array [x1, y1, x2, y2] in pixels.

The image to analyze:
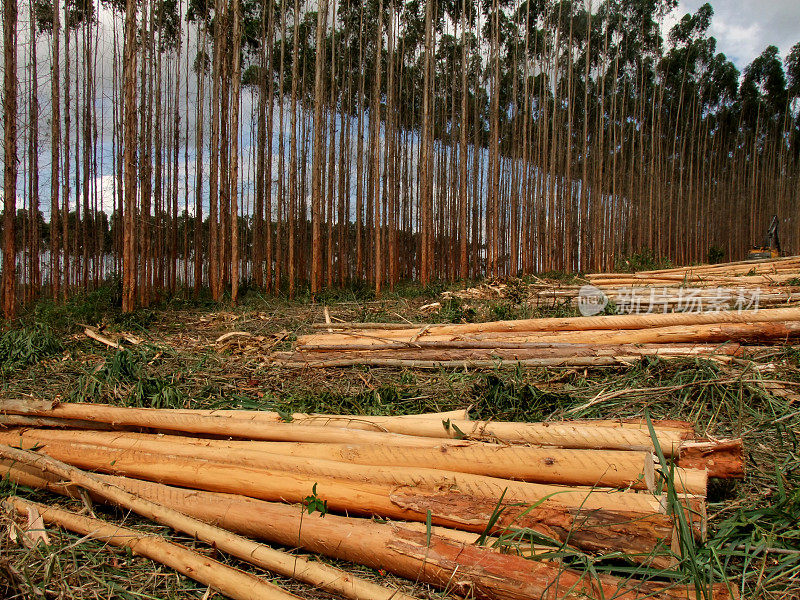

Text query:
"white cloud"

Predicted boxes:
[[676, 0, 800, 67]]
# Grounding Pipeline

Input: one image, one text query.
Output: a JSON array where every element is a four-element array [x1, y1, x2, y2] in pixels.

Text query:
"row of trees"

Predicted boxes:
[[2, 0, 800, 314]]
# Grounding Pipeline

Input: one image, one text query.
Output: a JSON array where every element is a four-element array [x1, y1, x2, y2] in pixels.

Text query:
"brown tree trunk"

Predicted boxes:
[[49, 0, 61, 300], [2, 0, 18, 318], [230, 0, 242, 303], [310, 0, 328, 295], [121, 0, 138, 312]]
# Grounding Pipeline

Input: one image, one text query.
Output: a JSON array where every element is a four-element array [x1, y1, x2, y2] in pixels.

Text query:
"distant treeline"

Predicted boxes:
[[1, 0, 799, 314]]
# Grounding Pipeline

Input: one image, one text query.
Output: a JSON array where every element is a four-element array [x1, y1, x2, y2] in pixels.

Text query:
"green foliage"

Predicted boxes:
[[72, 349, 185, 408], [303, 483, 328, 517], [741, 45, 789, 124], [436, 298, 477, 323], [0, 325, 62, 375], [26, 285, 121, 332], [707, 245, 725, 264], [24, 283, 162, 335], [33, 0, 55, 32], [709, 466, 800, 596], [787, 41, 800, 99], [470, 374, 575, 421], [0, 472, 17, 499], [614, 249, 672, 273], [504, 278, 527, 304]]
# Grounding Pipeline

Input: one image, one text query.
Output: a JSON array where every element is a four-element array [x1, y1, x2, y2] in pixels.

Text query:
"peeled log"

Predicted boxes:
[[292, 342, 743, 355], [0, 431, 664, 514], [655, 466, 708, 496], [4, 497, 300, 600], [111, 407, 470, 429], [274, 356, 659, 369], [0, 414, 117, 430], [0, 399, 461, 447], [0, 449, 419, 600], [296, 319, 800, 349], [0, 399, 690, 455], [297, 306, 800, 340], [280, 415, 691, 456], [199, 438, 656, 490], [0, 443, 679, 559], [14, 427, 655, 490], [676, 439, 745, 479], [1, 466, 730, 598]]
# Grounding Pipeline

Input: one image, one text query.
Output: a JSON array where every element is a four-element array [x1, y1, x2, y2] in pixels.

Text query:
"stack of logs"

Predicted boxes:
[[444, 256, 800, 309], [0, 400, 743, 599], [587, 255, 800, 290], [272, 306, 800, 368]]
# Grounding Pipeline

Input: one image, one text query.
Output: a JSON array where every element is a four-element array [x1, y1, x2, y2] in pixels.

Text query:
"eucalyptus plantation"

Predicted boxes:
[[1, 0, 798, 311]]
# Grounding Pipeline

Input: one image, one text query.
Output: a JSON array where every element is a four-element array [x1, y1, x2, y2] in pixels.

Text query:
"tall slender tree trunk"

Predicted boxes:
[[194, 26, 207, 297], [230, 0, 242, 303], [371, 0, 383, 293], [28, 0, 40, 301], [2, 0, 18, 318], [208, 0, 224, 300], [287, 0, 300, 297], [253, 0, 268, 290], [310, 0, 328, 295], [419, 0, 433, 285], [50, 0, 61, 299], [121, 0, 138, 312]]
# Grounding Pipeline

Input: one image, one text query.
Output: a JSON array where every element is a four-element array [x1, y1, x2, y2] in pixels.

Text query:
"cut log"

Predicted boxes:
[[0, 399, 690, 454], [655, 466, 708, 496], [296, 319, 800, 348], [0, 431, 665, 514], [273, 415, 692, 456], [297, 306, 800, 340], [2, 458, 697, 560], [0, 427, 656, 491], [0, 443, 681, 561], [0, 399, 466, 447], [0, 447, 419, 600], [676, 439, 745, 479], [293, 341, 743, 355], [157, 435, 656, 490], [1, 465, 731, 598], [274, 356, 651, 368], [4, 496, 300, 600], [0, 414, 116, 430]]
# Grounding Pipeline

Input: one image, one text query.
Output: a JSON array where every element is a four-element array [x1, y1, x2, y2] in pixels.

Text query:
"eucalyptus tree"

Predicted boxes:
[[3, 0, 18, 317]]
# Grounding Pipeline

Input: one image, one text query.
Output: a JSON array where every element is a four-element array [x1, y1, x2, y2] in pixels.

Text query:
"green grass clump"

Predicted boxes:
[[71, 348, 185, 408], [614, 249, 672, 273], [24, 284, 159, 334], [470, 373, 576, 421], [0, 324, 62, 374]]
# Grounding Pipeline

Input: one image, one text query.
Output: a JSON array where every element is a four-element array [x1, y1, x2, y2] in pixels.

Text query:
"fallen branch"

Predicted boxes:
[[83, 327, 123, 350], [215, 331, 253, 343]]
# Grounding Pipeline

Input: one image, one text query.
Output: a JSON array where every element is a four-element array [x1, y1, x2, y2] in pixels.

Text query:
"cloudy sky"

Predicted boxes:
[[673, 0, 800, 68]]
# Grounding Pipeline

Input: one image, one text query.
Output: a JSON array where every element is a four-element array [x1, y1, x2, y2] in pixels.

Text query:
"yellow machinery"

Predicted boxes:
[[747, 215, 781, 260]]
